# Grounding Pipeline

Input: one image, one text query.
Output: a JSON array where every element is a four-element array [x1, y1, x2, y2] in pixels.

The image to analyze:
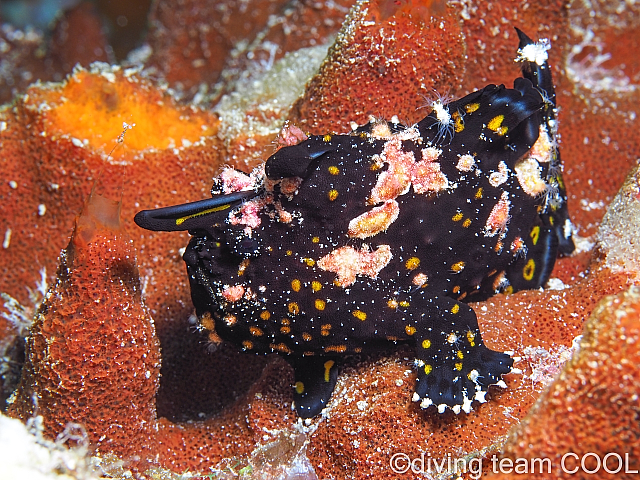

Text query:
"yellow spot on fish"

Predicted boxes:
[[352, 310, 367, 321], [487, 114, 508, 135], [324, 360, 335, 382], [462, 218, 472, 228], [452, 211, 464, 222], [321, 324, 331, 336], [200, 312, 215, 331], [475, 187, 483, 199], [303, 258, 315, 267], [286, 250, 293, 256], [455, 362, 463, 371], [328, 189, 339, 201], [530, 225, 540, 245], [465, 102, 480, 113], [291, 279, 301, 292], [370, 158, 383, 171], [405, 257, 420, 270], [405, 325, 416, 335], [451, 304, 460, 314], [424, 364, 433, 375], [399, 300, 410, 308], [387, 299, 399, 309], [295, 381, 304, 394], [504, 285, 514, 294], [422, 339, 431, 349], [242, 340, 253, 350], [312, 236, 320, 243], [487, 115, 504, 130], [288, 302, 300, 315], [271, 343, 292, 354], [523, 259, 536, 281], [466, 330, 476, 347], [324, 134, 333, 142], [452, 111, 464, 132], [325, 345, 347, 353], [280, 326, 291, 334], [315, 299, 326, 311], [249, 326, 263, 336], [457, 350, 464, 359], [302, 332, 312, 341], [328, 165, 340, 175], [311, 281, 322, 292], [451, 261, 466, 273], [281, 318, 290, 326], [208, 331, 222, 345]]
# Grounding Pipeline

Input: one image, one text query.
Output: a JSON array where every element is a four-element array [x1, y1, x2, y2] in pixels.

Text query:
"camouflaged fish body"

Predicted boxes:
[[135, 29, 574, 418]]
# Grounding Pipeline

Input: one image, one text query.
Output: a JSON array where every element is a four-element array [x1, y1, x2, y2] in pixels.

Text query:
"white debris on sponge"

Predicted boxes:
[[0, 413, 102, 480], [201, 429, 318, 480], [546, 277, 567, 290], [597, 164, 640, 280], [521, 344, 576, 388]]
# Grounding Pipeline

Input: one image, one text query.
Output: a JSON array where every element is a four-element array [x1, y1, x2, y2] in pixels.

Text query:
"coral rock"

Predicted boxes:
[[145, 0, 353, 101], [7, 190, 161, 460], [289, 0, 466, 133], [0, 3, 113, 104], [49, 2, 111, 75], [0, 63, 223, 356], [289, 0, 570, 134], [488, 286, 640, 479], [596, 165, 640, 279], [146, 0, 289, 98]]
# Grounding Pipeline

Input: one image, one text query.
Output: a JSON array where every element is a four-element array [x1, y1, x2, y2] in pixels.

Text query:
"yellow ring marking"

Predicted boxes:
[[523, 259, 536, 281]]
